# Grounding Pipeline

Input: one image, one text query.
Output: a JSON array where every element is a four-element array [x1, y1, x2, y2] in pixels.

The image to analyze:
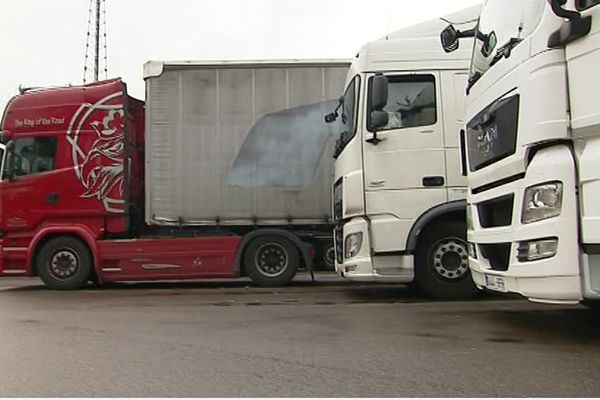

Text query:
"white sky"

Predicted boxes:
[[0, 0, 481, 107]]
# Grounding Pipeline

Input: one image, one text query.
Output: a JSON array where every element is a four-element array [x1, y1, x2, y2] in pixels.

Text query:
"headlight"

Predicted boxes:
[[521, 182, 563, 224], [344, 232, 363, 259]]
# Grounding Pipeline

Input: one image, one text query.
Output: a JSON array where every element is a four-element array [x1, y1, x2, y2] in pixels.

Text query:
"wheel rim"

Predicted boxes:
[[324, 246, 336, 267], [431, 238, 469, 280], [254, 242, 289, 278], [48, 248, 80, 280]]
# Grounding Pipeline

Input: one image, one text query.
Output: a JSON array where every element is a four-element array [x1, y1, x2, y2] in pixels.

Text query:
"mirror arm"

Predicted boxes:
[[366, 130, 383, 145], [457, 28, 477, 39], [548, 0, 581, 20]]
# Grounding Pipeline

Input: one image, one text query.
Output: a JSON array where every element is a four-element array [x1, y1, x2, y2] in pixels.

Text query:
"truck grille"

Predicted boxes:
[[479, 243, 511, 271], [334, 225, 344, 264], [466, 94, 519, 172], [333, 179, 343, 223], [477, 194, 514, 228], [333, 179, 344, 264]]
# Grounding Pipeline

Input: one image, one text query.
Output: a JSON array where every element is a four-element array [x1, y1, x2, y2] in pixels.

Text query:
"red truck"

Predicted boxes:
[[0, 61, 348, 289]]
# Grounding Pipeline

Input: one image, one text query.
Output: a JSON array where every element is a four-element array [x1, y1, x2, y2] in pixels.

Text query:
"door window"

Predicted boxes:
[[368, 74, 437, 132], [11, 137, 57, 177]]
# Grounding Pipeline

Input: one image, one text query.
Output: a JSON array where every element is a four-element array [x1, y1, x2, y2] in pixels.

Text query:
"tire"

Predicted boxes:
[[36, 237, 93, 290], [243, 235, 300, 287], [320, 243, 336, 271], [414, 220, 478, 299]]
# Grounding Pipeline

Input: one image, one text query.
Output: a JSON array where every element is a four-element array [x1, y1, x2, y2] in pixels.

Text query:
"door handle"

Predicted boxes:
[[45, 193, 60, 204], [422, 176, 445, 187], [419, 129, 435, 134], [370, 179, 386, 187]]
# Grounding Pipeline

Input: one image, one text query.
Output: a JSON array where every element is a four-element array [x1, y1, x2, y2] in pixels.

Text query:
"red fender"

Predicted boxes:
[[27, 225, 102, 282]]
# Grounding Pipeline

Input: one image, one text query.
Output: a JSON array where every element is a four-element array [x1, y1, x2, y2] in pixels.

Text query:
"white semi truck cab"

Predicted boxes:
[[441, 0, 600, 304], [327, 8, 480, 299]]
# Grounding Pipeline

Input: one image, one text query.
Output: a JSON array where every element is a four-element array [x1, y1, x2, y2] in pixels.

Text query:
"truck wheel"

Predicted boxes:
[[414, 220, 478, 299], [37, 237, 93, 290], [323, 245, 336, 270], [243, 235, 299, 287]]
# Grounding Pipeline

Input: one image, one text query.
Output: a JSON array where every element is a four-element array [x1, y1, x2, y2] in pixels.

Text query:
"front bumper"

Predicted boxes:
[[468, 145, 582, 304], [334, 218, 412, 282]]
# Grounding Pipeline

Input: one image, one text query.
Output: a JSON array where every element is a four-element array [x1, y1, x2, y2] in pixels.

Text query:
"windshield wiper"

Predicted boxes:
[[489, 37, 522, 67]]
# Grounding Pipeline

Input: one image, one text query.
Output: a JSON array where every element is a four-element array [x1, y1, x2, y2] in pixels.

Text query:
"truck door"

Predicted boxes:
[[565, 0, 600, 244], [0, 137, 59, 233], [362, 71, 447, 254]]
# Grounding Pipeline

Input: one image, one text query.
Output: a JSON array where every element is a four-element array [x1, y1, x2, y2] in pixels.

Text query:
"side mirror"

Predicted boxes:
[[441, 24, 460, 53], [5, 140, 15, 181], [366, 111, 389, 145], [325, 112, 337, 124], [0, 130, 13, 144], [370, 111, 389, 131], [325, 95, 344, 124], [366, 75, 389, 146], [481, 31, 497, 57], [371, 74, 388, 111]]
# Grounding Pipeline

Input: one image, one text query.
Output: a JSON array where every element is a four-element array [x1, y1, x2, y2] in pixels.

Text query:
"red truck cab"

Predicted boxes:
[[0, 79, 247, 289]]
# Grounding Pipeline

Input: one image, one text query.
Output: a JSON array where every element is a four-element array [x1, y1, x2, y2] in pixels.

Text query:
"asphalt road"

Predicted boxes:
[[1, 274, 599, 397]]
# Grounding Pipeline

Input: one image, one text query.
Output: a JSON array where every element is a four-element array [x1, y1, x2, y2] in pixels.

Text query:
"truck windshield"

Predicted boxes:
[[469, 0, 545, 87], [333, 76, 359, 158]]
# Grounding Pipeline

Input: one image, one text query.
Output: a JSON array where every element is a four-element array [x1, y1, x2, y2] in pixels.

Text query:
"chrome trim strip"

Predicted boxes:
[[102, 268, 123, 273], [141, 264, 183, 270]]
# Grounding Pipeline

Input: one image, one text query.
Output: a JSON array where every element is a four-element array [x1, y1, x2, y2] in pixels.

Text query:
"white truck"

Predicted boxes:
[[440, 0, 600, 305], [326, 8, 480, 298]]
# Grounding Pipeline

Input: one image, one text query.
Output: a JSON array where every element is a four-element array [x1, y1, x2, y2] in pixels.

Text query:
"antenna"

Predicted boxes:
[[83, 0, 108, 84]]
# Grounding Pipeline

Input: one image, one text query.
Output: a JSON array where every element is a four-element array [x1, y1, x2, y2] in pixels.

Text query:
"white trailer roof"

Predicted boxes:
[[144, 59, 350, 79]]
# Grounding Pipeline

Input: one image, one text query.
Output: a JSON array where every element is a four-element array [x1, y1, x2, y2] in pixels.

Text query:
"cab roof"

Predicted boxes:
[[352, 5, 480, 74]]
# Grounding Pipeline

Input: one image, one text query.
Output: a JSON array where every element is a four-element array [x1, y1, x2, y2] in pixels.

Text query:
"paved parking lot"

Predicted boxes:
[[1, 274, 599, 397]]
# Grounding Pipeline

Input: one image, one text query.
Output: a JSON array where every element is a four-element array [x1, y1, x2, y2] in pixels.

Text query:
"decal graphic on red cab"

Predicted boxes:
[[66, 91, 125, 214]]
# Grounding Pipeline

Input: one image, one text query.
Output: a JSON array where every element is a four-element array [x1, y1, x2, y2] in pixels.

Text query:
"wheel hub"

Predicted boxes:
[[255, 243, 288, 277], [432, 238, 469, 280], [49, 249, 79, 280]]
